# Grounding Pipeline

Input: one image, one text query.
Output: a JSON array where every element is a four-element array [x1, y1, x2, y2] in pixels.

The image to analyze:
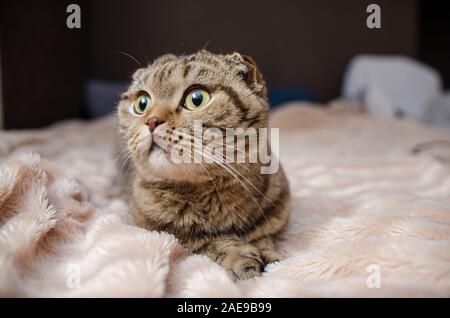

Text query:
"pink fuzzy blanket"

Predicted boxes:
[[1, 103, 449, 297]]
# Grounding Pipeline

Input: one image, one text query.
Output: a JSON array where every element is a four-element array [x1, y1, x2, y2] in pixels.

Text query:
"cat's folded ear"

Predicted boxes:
[[132, 68, 147, 81], [227, 52, 267, 99]]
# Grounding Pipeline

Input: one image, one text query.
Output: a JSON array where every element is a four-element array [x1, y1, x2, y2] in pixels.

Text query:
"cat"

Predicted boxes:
[[116, 50, 290, 280]]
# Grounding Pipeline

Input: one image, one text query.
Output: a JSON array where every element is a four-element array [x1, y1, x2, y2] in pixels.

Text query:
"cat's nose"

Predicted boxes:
[[146, 116, 164, 132]]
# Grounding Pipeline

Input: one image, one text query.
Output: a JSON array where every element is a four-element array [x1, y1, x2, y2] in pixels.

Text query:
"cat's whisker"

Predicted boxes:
[[190, 128, 262, 157], [172, 130, 255, 172], [178, 144, 223, 203], [201, 32, 216, 51], [155, 131, 267, 207], [106, 50, 142, 67], [227, 164, 280, 209], [190, 147, 266, 218], [200, 149, 281, 210], [114, 148, 134, 177]]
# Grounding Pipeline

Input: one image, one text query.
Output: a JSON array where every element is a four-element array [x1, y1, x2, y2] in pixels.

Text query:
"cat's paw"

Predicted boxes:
[[229, 255, 263, 280], [224, 247, 264, 280], [253, 236, 283, 265], [260, 249, 283, 264]]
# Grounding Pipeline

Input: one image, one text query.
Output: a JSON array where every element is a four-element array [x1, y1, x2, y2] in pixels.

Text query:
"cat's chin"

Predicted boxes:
[[147, 144, 171, 168], [138, 145, 208, 182]]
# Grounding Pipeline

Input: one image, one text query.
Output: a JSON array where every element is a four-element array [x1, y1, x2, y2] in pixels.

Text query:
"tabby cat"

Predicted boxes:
[[117, 50, 290, 280]]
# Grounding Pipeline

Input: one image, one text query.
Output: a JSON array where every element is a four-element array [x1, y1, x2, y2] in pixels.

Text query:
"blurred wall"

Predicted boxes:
[[0, 42, 3, 129], [0, 0, 89, 129], [0, 0, 425, 129], [419, 1, 450, 89], [90, 0, 418, 102], [0, 41, 4, 129]]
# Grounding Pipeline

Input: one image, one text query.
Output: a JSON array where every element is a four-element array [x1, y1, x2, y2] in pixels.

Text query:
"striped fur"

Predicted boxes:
[[117, 50, 290, 280]]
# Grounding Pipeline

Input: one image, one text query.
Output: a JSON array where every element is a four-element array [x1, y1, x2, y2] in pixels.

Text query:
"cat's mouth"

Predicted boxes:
[[150, 141, 166, 155], [145, 139, 171, 169], [147, 129, 197, 166], [147, 134, 175, 165], [151, 134, 169, 153]]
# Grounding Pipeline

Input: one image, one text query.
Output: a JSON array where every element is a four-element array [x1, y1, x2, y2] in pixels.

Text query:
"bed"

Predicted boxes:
[[0, 103, 449, 297]]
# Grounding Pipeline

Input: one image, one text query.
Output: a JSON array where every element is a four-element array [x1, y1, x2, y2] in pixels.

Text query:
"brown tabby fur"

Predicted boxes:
[[116, 50, 290, 280]]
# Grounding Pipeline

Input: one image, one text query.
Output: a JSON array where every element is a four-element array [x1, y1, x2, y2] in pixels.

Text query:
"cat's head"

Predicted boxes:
[[117, 50, 269, 181]]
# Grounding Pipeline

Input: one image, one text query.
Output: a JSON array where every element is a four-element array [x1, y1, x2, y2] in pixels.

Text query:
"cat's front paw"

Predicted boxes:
[[224, 248, 264, 280]]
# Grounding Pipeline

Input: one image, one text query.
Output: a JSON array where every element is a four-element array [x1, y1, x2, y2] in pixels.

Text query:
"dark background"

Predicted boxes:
[[1, 0, 449, 129]]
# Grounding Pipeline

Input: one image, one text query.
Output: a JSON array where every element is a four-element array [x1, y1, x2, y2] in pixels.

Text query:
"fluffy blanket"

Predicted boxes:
[[0, 103, 449, 297]]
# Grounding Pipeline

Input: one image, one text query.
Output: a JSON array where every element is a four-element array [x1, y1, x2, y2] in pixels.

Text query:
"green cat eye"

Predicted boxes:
[[134, 94, 151, 115], [184, 89, 211, 110]]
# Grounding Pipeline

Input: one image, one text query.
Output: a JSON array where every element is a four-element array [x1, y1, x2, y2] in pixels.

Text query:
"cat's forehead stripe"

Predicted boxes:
[[196, 67, 214, 78], [164, 63, 178, 80], [182, 64, 191, 79], [156, 63, 171, 84], [148, 59, 224, 88]]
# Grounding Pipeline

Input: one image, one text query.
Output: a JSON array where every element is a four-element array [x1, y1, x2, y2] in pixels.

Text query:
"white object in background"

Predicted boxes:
[[342, 55, 442, 121], [427, 91, 450, 131]]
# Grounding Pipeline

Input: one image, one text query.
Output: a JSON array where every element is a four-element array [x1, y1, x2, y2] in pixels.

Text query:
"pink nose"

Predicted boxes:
[[146, 116, 163, 132]]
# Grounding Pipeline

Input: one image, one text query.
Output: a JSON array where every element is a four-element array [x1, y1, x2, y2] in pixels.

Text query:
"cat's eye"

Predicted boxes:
[[184, 89, 211, 110], [133, 94, 151, 115]]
